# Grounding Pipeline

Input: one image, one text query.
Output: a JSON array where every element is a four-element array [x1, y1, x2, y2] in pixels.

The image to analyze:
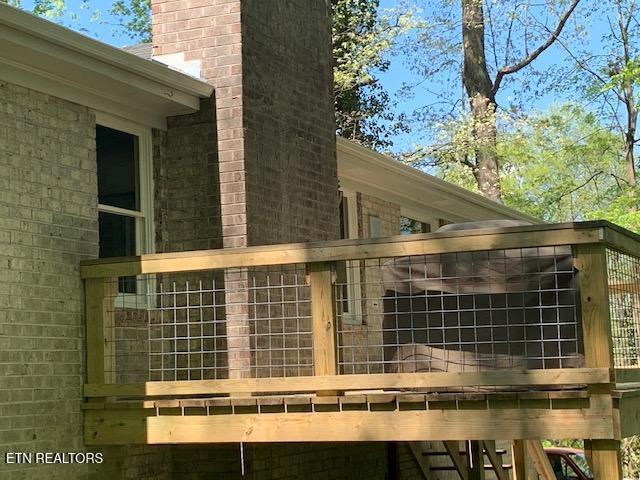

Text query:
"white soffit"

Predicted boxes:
[[0, 4, 213, 129], [336, 137, 538, 223]]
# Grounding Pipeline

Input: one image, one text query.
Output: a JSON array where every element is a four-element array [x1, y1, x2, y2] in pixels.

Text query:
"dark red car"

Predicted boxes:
[[545, 447, 594, 480]]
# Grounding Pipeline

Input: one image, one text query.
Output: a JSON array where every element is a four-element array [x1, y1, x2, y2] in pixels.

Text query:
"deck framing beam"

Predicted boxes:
[[84, 405, 615, 445]]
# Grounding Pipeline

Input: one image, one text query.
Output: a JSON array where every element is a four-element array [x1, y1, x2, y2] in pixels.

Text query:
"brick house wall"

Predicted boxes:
[[172, 443, 389, 480], [153, 97, 223, 254], [0, 80, 174, 480], [151, 0, 339, 379], [0, 80, 96, 479], [357, 193, 402, 239]]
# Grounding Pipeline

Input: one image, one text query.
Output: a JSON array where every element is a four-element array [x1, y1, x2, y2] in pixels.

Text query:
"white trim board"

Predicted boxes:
[[337, 137, 538, 224], [0, 4, 213, 130], [0, 57, 170, 130], [0, 3, 211, 97]]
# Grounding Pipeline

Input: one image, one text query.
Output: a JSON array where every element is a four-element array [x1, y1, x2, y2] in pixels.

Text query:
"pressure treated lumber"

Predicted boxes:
[[407, 442, 438, 480], [84, 277, 115, 385], [525, 440, 555, 480], [511, 441, 527, 480], [443, 441, 468, 480], [616, 388, 640, 437], [575, 244, 614, 370], [84, 406, 615, 444], [308, 262, 338, 395], [586, 439, 622, 480], [80, 223, 606, 278], [84, 367, 610, 398], [482, 440, 509, 480]]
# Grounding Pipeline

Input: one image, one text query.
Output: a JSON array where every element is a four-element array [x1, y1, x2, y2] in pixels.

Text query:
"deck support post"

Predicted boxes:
[[511, 440, 527, 480], [585, 439, 622, 480], [574, 244, 614, 370], [85, 277, 116, 385], [575, 245, 623, 478], [308, 262, 338, 394]]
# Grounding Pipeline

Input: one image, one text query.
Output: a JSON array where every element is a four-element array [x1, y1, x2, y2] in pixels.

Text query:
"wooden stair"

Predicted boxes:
[[409, 440, 512, 480], [409, 440, 557, 480]]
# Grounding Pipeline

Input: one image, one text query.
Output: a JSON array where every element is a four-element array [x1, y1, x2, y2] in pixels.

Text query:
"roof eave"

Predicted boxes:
[[0, 4, 213, 129], [337, 137, 539, 224]]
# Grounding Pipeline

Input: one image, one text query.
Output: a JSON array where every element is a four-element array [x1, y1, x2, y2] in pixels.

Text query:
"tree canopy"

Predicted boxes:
[[332, 0, 412, 149]]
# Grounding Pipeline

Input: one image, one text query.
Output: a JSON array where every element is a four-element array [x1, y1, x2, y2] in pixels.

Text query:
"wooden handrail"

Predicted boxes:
[[83, 367, 612, 398], [78, 221, 636, 279]]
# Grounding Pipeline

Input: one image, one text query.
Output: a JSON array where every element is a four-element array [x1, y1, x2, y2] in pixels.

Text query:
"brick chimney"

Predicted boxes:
[[152, 1, 339, 379], [152, 0, 340, 248]]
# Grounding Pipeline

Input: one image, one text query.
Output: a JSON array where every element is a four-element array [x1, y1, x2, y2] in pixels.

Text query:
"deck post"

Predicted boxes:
[[575, 244, 621, 478], [585, 439, 622, 480], [575, 243, 614, 370], [511, 440, 527, 480], [85, 277, 116, 385], [308, 262, 338, 394]]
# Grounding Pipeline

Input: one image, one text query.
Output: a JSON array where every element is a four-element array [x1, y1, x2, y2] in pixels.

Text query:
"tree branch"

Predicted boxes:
[[491, 0, 582, 95], [553, 170, 605, 202], [549, 33, 627, 103]]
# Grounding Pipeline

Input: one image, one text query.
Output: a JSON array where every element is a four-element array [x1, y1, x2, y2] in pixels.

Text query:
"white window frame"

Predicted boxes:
[[95, 112, 155, 308], [340, 190, 363, 325]]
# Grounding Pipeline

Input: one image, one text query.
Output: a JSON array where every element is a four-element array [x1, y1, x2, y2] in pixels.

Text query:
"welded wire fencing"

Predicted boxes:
[[335, 246, 583, 375]]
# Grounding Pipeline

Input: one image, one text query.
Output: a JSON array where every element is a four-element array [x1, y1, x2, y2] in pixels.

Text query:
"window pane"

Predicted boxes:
[[339, 196, 349, 239], [96, 125, 139, 211], [99, 212, 137, 294], [98, 212, 136, 258], [369, 215, 382, 238]]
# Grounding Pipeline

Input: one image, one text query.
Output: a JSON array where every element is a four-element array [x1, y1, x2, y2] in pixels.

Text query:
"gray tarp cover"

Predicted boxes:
[[382, 220, 575, 294], [381, 220, 583, 371]]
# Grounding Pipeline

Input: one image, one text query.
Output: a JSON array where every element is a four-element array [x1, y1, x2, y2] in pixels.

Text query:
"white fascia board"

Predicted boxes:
[[0, 4, 212, 98], [337, 137, 539, 224], [0, 57, 168, 130], [0, 4, 213, 127]]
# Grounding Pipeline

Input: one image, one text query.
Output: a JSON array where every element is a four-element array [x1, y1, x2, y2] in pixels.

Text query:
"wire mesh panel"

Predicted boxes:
[[148, 273, 228, 382], [248, 265, 313, 378], [99, 265, 312, 383], [608, 248, 640, 367], [336, 246, 583, 375]]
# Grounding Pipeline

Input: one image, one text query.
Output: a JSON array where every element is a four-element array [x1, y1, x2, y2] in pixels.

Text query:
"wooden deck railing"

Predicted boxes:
[[80, 221, 640, 399]]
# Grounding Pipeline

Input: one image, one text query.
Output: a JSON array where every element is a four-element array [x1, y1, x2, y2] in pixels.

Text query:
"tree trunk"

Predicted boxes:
[[470, 94, 501, 201], [462, 0, 502, 202], [618, 6, 637, 203], [624, 80, 637, 191]]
